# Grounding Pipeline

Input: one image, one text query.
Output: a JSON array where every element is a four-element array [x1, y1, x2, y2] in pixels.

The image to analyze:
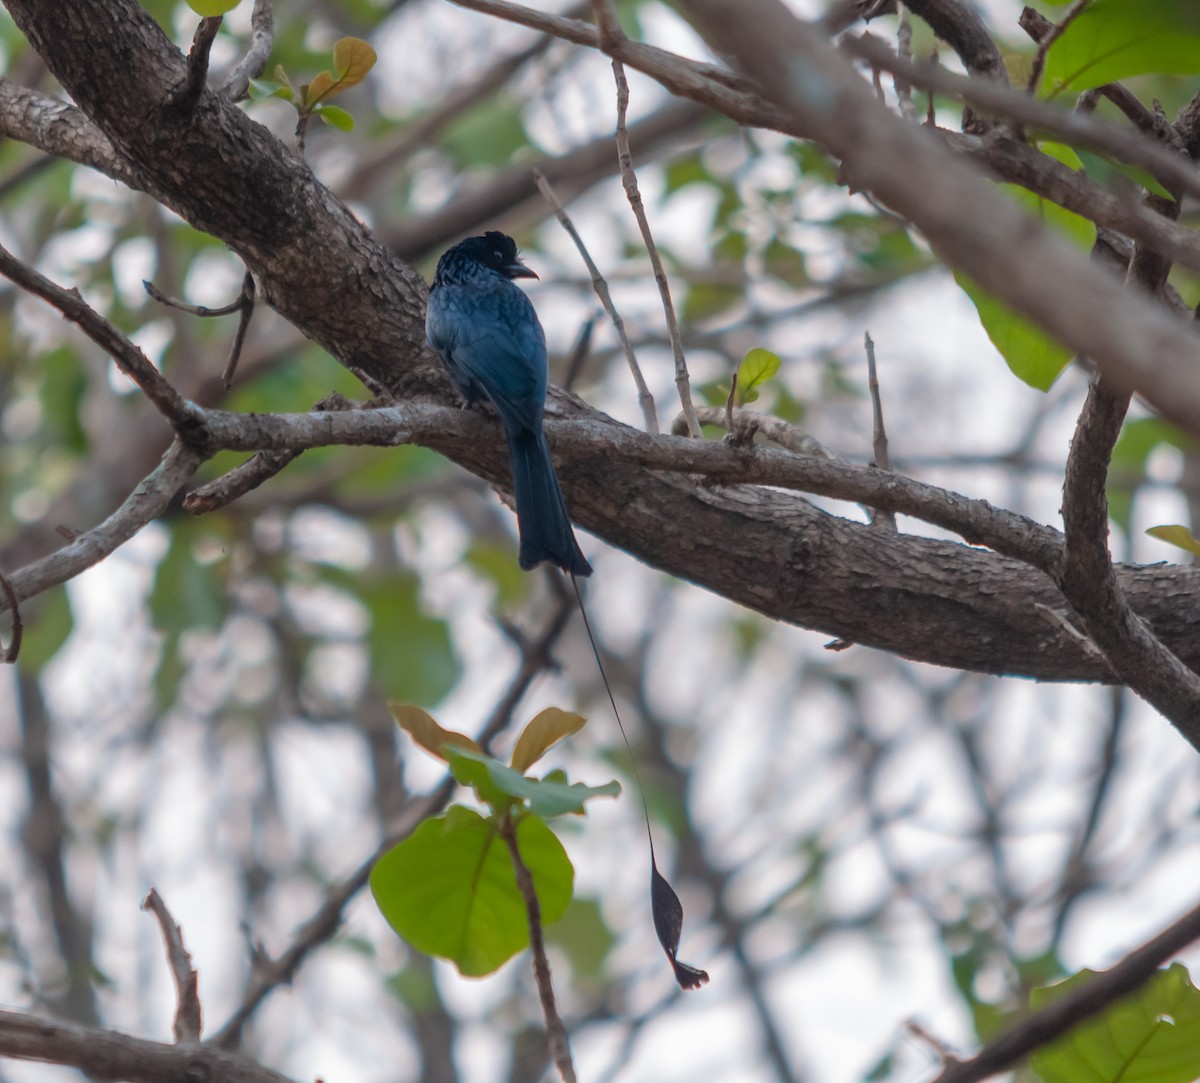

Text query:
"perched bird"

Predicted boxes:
[[426, 232, 592, 577]]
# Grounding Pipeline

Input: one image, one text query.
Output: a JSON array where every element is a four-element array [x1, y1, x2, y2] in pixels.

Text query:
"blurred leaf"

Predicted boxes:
[[956, 142, 1094, 389], [1146, 524, 1200, 557], [545, 896, 616, 982], [510, 707, 587, 773], [1031, 963, 1200, 1083], [370, 806, 573, 976], [463, 541, 531, 606], [364, 574, 459, 703], [446, 746, 620, 818], [1075, 149, 1173, 200], [683, 282, 742, 322], [664, 153, 708, 194], [389, 703, 481, 762], [764, 239, 807, 284], [385, 962, 440, 1012], [149, 523, 228, 636], [16, 590, 72, 673], [442, 100, 529, 168], [1042, 1, 1200, 95], [1109, 417, 1190, 535]]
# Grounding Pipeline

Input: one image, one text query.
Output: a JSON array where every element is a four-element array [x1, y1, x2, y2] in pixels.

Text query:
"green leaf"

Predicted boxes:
[[16, 590, 72, 673], [956, 142, 1095, 389], [735, 348, 781, 406], [510, 708, 586, 773], [446, 746, 620, 817], [370, 806, 574, 976], [1075, 149, 1173, 200], [1031, 963, 1200, 1083], [186, 0, 240, 15], [1109, 417, 1190, 535], [314, 105, 355, 131], [1042, 1, 1200, 95], [1146, 524, 1200, 557]]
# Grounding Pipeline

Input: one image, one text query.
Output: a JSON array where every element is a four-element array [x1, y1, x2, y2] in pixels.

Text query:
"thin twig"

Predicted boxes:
[[610, 54, 701, 437], [894, 4, 918, 121], [222, 271, 257, 388], [141, 889, 202, 1043], [672, 404, 835, 458], [0, 572, 21, 663], [864, 331, 896, 531], [143, 279, 244, 317], [1027, 0, 1091, 95], [563, 311, 599, 393], [222, 0, 274, 101], [932, 896, 1200, 1083], [499, 813, 576, 1083], [0, 442, 204, 618], [0, 244, 199, 432], [532, 168, 659, 432], [167, 16, 222, 117]]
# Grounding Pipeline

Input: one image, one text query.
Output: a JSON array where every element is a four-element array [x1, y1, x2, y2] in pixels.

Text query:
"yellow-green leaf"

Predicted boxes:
[[510, 708, 587, 773], [187, 0, 240, 15], [332, 37, 377, 87], [1146, 525, 1200, 557], [735, 347, 781, 406], [303, 71, 336, 108], [389, 703, 481, 761], [315, 105, 354, 131]]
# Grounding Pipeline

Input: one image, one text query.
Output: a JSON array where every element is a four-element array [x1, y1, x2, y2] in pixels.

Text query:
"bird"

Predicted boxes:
[[426, 232, 592, 577]]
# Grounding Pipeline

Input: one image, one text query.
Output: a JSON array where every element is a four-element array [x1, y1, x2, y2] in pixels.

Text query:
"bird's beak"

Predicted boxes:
[[504, 260, 539, 280]]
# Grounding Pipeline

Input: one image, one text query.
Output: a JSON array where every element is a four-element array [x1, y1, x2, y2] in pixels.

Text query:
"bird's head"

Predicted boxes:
[[432, 231, 538, 287]]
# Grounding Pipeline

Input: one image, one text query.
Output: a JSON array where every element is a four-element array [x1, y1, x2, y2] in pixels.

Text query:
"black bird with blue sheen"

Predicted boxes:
[[426, 232, 592, 577]]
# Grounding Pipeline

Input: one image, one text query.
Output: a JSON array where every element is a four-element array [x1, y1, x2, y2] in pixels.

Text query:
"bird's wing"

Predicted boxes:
[[430, 283, 548, 432]]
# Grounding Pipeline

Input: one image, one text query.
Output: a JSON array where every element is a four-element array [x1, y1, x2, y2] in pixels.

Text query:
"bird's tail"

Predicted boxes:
[[507, 427, 592, 576]]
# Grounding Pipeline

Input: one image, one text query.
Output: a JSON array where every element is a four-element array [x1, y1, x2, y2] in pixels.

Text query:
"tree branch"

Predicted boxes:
[[0, 1009, 296, 1083]]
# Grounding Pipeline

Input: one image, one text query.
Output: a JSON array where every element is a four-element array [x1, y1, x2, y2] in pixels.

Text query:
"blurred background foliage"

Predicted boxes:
[[2, 2, 1200, 1083]]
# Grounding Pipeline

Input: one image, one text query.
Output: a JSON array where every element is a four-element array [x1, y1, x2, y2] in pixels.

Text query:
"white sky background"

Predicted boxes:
[[3, 2, 1200, 1083]]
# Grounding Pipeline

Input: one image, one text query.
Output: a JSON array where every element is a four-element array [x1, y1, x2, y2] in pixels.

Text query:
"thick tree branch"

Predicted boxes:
[[0, 81, 140, 188], [5, 399, 1194, 684], [0, 1009, 296, 1083], [4, 441, 203, 609]]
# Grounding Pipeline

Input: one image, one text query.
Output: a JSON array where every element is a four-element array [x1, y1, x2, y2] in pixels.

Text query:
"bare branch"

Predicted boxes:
[[864, 332, 896, 531], [1, 441, 204, 612], [1026, 0, 1091, 95], [167, 15, 222, 117], [222, 0, 274, 101], [499, 814, 576, 1083], [0, 1008, 297, 1083], [141, 890, 202, 1043], [533, 169, 660, 433], [608, 51, 701, 437], [0, 243, 200, 433]]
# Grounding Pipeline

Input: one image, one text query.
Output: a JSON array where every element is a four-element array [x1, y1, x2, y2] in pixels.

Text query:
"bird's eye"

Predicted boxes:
[[492, 249, 505, 264]]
